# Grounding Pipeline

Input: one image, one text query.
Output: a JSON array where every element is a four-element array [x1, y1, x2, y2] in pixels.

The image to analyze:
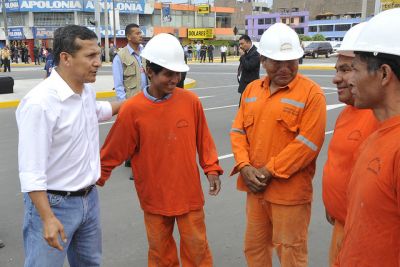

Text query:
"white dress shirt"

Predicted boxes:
[[16, 69, 112, 192]]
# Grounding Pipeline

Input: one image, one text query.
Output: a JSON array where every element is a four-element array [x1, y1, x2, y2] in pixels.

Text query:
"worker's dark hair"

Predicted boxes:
[[146, 60, 164, 80], [53, 25, 97, 66], [125, 23, 140, 37], [239, 35, 252, 43], [355, 51, 400, 81]]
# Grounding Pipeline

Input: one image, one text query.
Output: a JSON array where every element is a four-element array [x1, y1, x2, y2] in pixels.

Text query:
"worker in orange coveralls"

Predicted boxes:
[[321, 22, 378, 267], [230, 23, 326, 267], [333, 8, 400, 267], [98, 33, 223, 267]]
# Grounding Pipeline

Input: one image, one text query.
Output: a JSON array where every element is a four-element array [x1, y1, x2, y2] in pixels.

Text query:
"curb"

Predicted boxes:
[[0, 79, 197, 109]]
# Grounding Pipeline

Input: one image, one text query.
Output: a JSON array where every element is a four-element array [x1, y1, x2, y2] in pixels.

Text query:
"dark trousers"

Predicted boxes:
[[3, 59, 10, 72], [221, 52, 227, 63], [34, 56, 40, 65]]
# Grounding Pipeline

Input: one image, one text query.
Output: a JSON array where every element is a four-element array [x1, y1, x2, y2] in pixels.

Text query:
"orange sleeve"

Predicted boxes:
[[266, 92, 326, 179], [195, 100, 224, 176], [98, 103, 138, 186], [230, 95, 251, 175]]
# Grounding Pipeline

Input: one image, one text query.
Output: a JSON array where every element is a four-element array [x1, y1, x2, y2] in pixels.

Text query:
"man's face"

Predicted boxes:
[[148, 68, 181, 97], [262, 57, 298, 88], [349, 55, 382, 109], [239, 39, 251, 52], [67, 38, 101, 84], [127, 27, 143, 46], [333, 55, 354, 105]]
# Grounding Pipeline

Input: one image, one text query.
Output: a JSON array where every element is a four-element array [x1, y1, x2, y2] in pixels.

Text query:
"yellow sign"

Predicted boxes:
[[381, 0, 400, 10], [197, 4, 210, 14], [187, 28, 214, 39]]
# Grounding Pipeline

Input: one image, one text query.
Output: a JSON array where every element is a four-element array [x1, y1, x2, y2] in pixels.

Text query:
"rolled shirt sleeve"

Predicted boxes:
[[96, 101, 113, 122]]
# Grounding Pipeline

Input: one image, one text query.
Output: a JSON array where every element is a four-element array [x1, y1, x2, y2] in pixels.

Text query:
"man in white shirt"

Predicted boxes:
[[220, 45, 227, 63], [16, 25, 121, 267]]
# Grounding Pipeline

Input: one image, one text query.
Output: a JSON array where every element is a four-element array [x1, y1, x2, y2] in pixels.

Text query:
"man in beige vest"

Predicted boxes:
[[112, 23, 148, 174], [112, 23, 148, 101]]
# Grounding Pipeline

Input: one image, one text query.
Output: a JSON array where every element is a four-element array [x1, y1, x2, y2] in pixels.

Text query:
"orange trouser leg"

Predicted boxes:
[[144, 212, 180, 267], [176, 209, 213, 267], [329, 220, 344, 267], [272, 202, 311, 267], [244, 193, 273, 267]]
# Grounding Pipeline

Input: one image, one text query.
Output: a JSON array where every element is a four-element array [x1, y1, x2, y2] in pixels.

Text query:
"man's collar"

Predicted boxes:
[[127, 43, 143, 55], [50, 69, 80, 101]]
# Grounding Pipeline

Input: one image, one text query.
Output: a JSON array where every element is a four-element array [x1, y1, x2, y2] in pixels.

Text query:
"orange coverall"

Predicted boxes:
[[99, 88, 223, 267], [230, 74, 326, 267], [335, 115, 400, 267], [322, 106, 377, 266]]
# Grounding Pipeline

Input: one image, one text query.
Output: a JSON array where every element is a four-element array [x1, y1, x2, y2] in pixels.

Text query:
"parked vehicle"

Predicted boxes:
[[303, 42, 333, 58]]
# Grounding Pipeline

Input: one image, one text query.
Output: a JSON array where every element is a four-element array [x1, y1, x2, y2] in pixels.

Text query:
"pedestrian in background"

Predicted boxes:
[[230, 23, 326, 267], [200, 42, 207, 63], [33, 46, 40, 65], [16, 24, 122, 267], [321, 22, 378, 267], [99, 33, 223, 267], [237, 35, 260, 104], [220, 44, 227, 63], [112, 23, 148, 176], [207, 44, 214, 63], [2, 46, 11, 72]]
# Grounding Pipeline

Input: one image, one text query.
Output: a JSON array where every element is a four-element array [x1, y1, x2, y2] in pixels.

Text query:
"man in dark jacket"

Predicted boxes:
[[237, 35, 260, 104]]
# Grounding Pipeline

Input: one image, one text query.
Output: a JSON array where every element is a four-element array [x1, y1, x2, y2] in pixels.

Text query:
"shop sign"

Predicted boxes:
[[197, 4, 210, 14], [33, 27, 56, 39], [8, 27, 25, 40], [381, 0, 400, 10], [188, 28, 214, 39]]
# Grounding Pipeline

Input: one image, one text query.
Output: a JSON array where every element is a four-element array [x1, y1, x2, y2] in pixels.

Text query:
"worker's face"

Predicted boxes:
[[148, 67, 181, 97], [333, 55, 354, 105], [262, 57, 298, 88], [349, 55, 382, 109], [127, 27, 143, 46], [60, 38, 101, 84], [239, 39, 251, 52]]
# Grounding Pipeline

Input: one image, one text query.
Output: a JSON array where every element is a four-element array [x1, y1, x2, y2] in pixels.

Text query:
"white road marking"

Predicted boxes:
[[198, 95, 215, 99], [327, 103, 346, 110], [190, 85, 237, 91]]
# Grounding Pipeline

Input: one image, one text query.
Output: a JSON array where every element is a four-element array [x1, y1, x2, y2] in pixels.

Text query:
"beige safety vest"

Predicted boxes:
[[117, 46, 147, 99]]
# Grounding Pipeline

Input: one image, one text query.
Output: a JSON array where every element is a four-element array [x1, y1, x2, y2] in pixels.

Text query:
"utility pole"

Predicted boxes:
[[104, 0, 110, 62], [112, 0, 116, 46], [374, 0, 381, 15], [2, 0, 9, 46], [361, 0, 368, 20], [94, 0, 101, 44]]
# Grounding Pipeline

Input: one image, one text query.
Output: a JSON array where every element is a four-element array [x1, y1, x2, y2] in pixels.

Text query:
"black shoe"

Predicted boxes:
[[0, 240, 5, 248], [129, 176, 134, 180], [124, 160, 131, 168]]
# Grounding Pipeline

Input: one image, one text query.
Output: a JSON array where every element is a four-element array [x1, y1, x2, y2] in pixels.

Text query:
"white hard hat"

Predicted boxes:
[[141, 33, 189, 72], [258, 23, 304, 61], [351, 8, 400, 57], [337, 22, 367, 57]]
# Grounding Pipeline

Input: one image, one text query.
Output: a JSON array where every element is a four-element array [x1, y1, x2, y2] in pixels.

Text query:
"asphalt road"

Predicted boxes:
[[0, 62, 342, 266]]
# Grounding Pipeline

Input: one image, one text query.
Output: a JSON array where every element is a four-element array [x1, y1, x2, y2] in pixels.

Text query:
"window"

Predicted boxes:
[[319, 25, 334, 32], [309, 26, 317, 32], [216, 13, 232, 28], [34, 12, 74, 26], [265, 17, 276, 24], [300, 16, 305, 23], [262, 7, 269, 12], [335, 24, 351, 31], [290, 17, 294, 23], [4, 13, 25, 26], [258, 29, 264, 35], [258, 18, 264, 24], [281, 18, 287, 23], [245, 19, 248, 25]]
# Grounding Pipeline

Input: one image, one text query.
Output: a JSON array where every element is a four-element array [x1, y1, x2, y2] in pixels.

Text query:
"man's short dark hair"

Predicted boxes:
[[146, 60, 164, 77], [356, 51, 400, 81], [53, 25, 97, 66], [125, 23, 140, 37], [239, 35, 252, 43]]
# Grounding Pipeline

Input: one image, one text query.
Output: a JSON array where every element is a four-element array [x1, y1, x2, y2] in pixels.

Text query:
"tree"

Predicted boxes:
[[299, 34, 312, 41], [312, 34, 326, 41]]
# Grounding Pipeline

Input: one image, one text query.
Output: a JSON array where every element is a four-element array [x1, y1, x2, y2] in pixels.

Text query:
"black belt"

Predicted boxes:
[[47, 185, 95, 197]]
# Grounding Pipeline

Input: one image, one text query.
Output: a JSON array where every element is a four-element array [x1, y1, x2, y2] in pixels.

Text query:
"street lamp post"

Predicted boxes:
[[112, 0, 116, 46]]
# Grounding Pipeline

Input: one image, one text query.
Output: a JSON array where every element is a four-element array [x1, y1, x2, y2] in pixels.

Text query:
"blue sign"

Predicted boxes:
[[1, 0, 147, 13], [8, 27, 25, 40], [33, 27, 57, 39]]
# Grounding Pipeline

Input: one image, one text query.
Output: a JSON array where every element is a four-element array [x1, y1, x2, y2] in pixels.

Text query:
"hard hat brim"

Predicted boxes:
[[259, 48, 304, 61]]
